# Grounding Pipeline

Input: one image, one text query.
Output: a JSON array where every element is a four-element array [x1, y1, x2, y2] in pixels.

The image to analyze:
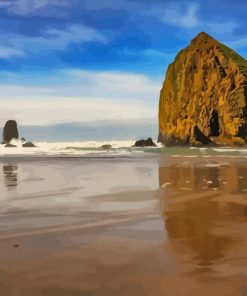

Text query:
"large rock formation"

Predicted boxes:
[[2, 120, 19, 144], [159, 32, 247, 146]]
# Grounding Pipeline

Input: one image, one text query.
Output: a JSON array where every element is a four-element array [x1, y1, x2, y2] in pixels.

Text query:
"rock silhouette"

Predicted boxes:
[[159, 32, 247, 146], [3, 120, 19, 144], [22, 142, 36, 147], [100, 144, 112, 150], [134, 138, 156, 147]]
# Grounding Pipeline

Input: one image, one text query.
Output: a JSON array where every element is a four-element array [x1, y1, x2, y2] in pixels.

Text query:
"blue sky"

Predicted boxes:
[[0, 0, 247, 127]]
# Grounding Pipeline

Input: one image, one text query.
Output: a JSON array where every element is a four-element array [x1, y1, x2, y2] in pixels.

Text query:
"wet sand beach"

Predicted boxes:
[[0, 152, 247, 295]]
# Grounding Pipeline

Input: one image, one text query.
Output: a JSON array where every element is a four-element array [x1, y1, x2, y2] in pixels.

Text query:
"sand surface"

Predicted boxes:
[[0, 153, 247, 295]]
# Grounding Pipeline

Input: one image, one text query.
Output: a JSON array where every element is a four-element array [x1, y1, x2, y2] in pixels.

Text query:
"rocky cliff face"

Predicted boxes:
[[158, 32, 247, 146]]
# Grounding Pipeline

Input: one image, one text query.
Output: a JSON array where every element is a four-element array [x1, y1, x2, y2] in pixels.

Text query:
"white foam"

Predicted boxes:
[[0, 140, 162, 158]]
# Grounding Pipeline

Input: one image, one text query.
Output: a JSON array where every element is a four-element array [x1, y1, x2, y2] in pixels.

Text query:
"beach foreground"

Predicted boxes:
[[0, 150, 247, 295]]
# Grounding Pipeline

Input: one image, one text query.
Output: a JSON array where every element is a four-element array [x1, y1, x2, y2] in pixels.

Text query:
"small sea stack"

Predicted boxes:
[[134, 137, 157, 147], [2, 120, 19, 144]]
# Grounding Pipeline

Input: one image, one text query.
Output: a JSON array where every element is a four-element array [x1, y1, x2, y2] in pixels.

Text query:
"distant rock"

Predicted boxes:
[[5, 143, 17, 147], [100, 144, 112, 150], [22, 142, 36, 147], [3, 120, 19, 144], [134, 137, 157, 147], [21, 137, 26, 143]]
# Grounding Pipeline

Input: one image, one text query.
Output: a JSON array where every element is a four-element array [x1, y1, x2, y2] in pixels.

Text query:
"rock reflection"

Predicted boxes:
[[159, 157, 247, 269], [237, 166, 247, 193], [3, 164, 18, 189]]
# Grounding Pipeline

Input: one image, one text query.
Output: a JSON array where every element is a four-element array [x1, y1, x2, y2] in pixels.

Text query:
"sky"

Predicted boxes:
[[0, 0, 247, 138]]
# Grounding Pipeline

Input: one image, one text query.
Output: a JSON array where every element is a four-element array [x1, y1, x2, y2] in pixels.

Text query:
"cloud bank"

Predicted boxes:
[[0, 70, 161, 126]]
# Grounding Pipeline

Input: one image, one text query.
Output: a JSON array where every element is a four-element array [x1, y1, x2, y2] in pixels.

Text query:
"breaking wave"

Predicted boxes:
[[0, 139, 246, 158]]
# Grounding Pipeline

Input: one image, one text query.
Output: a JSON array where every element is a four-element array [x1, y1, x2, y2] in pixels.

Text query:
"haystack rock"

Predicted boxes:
[[3, 120, 19, 144], [158, 32, 247, 146]]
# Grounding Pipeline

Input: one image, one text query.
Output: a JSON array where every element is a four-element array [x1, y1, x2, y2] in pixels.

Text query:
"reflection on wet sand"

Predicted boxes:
[[159, 157, 247, 270], [2, 164, 18, 189], [0, 156, 247, 295]]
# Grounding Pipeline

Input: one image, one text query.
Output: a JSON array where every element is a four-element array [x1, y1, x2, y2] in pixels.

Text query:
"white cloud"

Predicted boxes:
[[0, 0, 137, 16], [207, 21, 238, 35], [0, 69, 162, 100], [225, 37, 247, 50], [11, 0, 49, 13], [66, 70, 161, 99], [161, 3, 199, 29], [0, 1, 11, 8], [152, 2, 239, 36], [0, 46, 25, 58], [0, 98, 158, 126], [0, 24, 107, 59], [7, 24, 107, 54], [0, 70, 161, 125], [1, 0, 66, 16], [142, 49, 176, 63]]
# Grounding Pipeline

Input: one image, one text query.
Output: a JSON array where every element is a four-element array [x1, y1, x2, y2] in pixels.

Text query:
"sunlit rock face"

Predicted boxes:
[[158, 32, 247, 146]]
